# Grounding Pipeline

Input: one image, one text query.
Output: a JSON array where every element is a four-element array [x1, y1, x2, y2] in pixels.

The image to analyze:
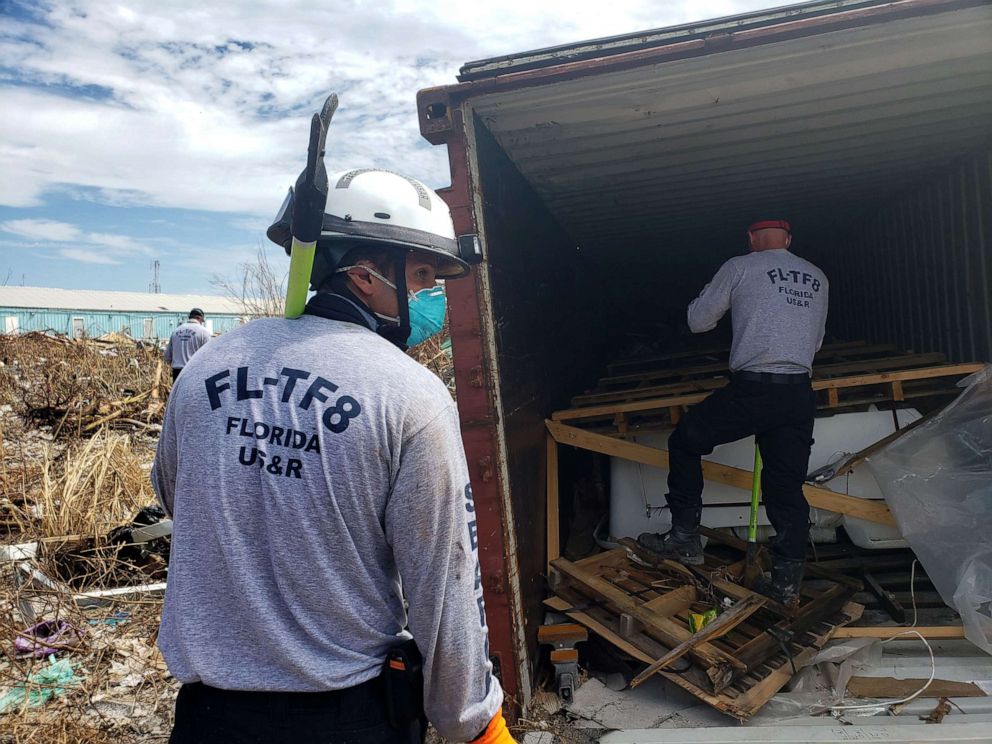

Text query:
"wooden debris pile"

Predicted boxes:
[[0, 332, 167, 438], [546, 532, 863, 721]]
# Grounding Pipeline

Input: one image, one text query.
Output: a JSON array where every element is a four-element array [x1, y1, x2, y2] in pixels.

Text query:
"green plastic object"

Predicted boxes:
[[284, 238, 317, 319], [749, 445, 763, 543], [0, 656, 79, 714]]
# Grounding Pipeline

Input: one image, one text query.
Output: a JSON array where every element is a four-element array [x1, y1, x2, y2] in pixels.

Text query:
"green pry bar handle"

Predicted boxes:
[[749, 444, 763, 543]]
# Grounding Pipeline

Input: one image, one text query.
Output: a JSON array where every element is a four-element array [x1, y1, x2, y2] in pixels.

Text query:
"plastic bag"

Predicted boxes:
[[0, 656, 79, 714], [868, 366, 992, 654]]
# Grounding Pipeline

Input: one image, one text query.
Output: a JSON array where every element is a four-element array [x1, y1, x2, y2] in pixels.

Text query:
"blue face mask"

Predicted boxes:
[[334, 263, 447, 347], [406, 285, 447, 347]]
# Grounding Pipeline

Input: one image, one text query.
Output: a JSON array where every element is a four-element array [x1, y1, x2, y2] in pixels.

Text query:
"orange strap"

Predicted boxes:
[[471, 709, 516, 744]]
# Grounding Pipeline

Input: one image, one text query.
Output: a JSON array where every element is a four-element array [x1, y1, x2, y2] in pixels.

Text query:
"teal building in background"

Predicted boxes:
[[0, 287, 245, 339]]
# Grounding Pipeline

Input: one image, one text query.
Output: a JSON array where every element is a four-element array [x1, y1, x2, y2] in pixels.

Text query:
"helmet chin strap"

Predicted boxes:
[[334, 256, 412, 349], [393, 252, 411, 346]]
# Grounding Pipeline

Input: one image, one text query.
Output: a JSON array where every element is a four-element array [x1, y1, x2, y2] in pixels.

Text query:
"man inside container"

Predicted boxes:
[[163, 308, 211, 382], [638, 219, 828, 605], [152, 168, 513, 744]]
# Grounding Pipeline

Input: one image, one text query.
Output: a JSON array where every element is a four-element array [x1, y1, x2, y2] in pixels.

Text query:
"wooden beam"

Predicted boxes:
[[553, 363, 984, 422], [814, 363, 984, 390], [643, 585, 697, 616], [599, 351, 944, 391], [832, 626, 965, 639], [546, 421, 897, 526], [863, 572, 906, 623], [629, 594, 766, 688], [546, 433, 560, 571], [827, 387, 840, 408], [848, 676, 986, 699]]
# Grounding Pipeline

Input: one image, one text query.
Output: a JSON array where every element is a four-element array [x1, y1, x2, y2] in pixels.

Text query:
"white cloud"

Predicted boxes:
[[1, 217, 154, 262], [2, 218, 82, 242], [0, 0, 774, 217], [59, 248, 121, 264]]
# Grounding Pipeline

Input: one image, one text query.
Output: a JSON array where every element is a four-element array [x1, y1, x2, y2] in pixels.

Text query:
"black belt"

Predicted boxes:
[[733, 371, 810, 385]]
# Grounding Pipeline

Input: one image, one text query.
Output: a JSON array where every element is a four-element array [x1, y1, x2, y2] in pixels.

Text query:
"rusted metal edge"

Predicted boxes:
[[417, 0, 986, 145], [434, 104, 529, 711]]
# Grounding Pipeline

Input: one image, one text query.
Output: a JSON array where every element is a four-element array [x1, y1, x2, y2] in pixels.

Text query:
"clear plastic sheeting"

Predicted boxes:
[[868, 366, 992, 655]]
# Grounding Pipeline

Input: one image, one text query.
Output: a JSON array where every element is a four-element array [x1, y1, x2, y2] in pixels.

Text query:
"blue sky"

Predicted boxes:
[[0, 0, 771, 295]]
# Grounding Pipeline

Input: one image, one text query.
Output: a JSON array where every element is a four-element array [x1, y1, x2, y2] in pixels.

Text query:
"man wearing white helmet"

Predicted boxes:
[[152, 167, 511, 744]]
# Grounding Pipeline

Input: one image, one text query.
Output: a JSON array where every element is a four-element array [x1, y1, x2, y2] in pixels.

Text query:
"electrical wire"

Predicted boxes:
[[827, 630, 936, 713], [828, 552, 932, 714]]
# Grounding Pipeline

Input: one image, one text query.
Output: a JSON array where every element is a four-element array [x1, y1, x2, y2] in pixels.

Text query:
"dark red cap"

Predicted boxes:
[[748, 219, 791, 233]]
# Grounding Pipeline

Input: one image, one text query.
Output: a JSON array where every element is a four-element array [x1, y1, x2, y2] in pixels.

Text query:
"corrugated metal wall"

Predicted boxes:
[[0, 309, 243, 339], [813, 146, 992, 362]]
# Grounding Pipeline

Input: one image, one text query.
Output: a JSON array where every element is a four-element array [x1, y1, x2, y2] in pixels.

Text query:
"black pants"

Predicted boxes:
[[169, 677, 412, 744], [666, 375, 815, 560]]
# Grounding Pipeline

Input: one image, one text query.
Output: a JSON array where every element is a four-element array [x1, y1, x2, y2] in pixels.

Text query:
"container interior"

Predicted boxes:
[[460, 2, 992, 666]]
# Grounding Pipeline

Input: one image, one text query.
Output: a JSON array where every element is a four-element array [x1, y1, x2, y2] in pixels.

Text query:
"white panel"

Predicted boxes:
[[609, 408, 920, 545]]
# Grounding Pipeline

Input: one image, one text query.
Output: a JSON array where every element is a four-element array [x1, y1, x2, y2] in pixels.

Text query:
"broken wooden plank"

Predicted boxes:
[[832, 626, 965, 639], [546, 421, 896, 526], [734, 584, 856, 670], [847, 676, 987, 699], [629, 594, 766, 688], [546, 433, 560, 570], [727, 601, 862, 718], [550, 556, 746, 674]]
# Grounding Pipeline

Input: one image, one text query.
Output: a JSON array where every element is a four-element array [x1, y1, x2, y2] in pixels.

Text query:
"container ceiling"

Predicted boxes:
[[467, 4, 992, 256]]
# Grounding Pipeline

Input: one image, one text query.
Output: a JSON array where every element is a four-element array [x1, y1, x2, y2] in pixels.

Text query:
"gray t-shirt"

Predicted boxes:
[[152, 314, 502, 741], [163, 321, 211, 369], [687, 249, 829, 374]]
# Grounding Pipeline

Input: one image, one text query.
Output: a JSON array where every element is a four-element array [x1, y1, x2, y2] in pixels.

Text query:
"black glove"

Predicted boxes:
[[291, 112, 329, 245]]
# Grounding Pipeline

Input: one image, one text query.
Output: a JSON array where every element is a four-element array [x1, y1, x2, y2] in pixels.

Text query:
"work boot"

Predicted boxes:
[[754, 555, 805, 605], [636, 526, 704, 566]]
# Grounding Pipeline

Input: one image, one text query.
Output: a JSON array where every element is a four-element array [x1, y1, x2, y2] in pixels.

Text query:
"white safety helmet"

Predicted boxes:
[[266, 168, 470, 280]]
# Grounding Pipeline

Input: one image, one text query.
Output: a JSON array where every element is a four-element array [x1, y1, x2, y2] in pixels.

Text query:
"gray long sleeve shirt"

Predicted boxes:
[[687, 249, 829, 374], [152, 315, 502, 742], [163, 321, 211, 369]]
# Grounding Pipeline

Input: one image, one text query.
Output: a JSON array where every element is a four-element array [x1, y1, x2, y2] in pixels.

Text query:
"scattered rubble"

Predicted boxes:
[[0, 332, 174, 744]]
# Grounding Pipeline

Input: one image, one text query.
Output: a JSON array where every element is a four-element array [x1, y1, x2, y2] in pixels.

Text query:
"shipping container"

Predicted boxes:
[[415, 0, 992, 711]]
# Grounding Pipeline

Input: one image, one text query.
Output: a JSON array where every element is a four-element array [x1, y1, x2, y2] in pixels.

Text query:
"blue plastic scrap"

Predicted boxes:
[[0, 656, 80, 714]]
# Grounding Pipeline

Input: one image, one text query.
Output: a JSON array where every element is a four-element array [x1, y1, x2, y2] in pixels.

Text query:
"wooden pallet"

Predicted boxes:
[[554, 341, 983, 431], [546, 543, 863, 721]]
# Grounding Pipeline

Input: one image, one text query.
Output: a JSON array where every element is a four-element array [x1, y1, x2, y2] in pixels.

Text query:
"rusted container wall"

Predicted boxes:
[[471, 116, 609, 660], [813, 146, 992, 362]]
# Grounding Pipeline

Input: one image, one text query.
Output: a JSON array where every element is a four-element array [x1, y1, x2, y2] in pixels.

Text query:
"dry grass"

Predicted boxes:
[[36, 435, 153, 540], [0, 332, 166, 438], [3, 434, 154, 541], [409, 323, 455, 396]]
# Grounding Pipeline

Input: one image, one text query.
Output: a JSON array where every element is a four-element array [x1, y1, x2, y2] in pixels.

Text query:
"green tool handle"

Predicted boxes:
[[749, 445, 762, 542], [284, 238, 316, 319]]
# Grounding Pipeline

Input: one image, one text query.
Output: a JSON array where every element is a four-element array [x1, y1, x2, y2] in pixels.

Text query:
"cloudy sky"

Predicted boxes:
[[0, 0, 775, 294]]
